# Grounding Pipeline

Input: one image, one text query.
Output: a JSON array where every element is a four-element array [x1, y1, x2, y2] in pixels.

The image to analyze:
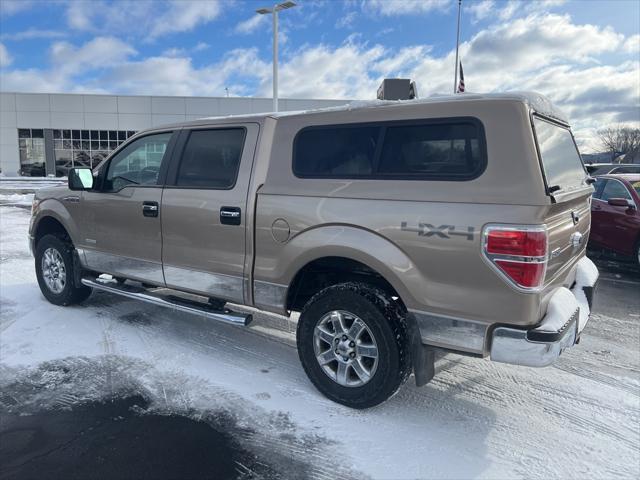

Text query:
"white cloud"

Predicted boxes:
[[336, 11, 358, 29], [468, 0, 567, 23], [65, 0, 223, 39], [468, 0, 494, 23], [234, 15, 267, 35], [194, 42, 210, 52], [0, 0, 34, 16], [150, 0, 222, 38], [1, 28, 66, 41], [365, 0, 449, 16], [50, 37, 137, 73], [263, 42, 388, 99], [103, 48, 269, 97], [466, 13, 623, 75], [0, 42, 12, 67], [624, 34, 640, 54], [161, 47, 187, 58]]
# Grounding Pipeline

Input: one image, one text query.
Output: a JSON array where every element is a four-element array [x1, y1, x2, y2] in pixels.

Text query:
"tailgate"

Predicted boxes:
[[544, 192, 591, 282]]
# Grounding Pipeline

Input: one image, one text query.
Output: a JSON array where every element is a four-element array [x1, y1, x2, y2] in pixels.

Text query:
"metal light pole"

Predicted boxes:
[[453, 0, 462, 94], [256, 1, 297, 112]]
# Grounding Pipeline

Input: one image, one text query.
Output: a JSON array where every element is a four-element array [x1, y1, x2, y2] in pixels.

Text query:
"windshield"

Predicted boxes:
[[633, 181, 640, 196], [533, 117, 587, 193]]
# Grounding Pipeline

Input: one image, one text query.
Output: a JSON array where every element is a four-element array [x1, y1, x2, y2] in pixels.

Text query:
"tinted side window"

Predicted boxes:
[[105, 132, 172, 192], [176, 129, 245, 189], [601, 179, 632, 201], [293, 118, 486, 180], [378, 122, 483, 178], [293, 126, 378, 177]]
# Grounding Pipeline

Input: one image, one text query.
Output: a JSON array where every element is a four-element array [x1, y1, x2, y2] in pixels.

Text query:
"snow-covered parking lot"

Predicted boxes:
[[1, 203, 639, 479]]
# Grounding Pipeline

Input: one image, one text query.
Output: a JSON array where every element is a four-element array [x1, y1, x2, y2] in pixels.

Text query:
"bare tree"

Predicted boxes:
[[597, 126, 640, 163]]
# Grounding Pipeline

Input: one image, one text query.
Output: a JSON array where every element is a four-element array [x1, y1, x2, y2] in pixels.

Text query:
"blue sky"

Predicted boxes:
[[0, 0, 639, 150]]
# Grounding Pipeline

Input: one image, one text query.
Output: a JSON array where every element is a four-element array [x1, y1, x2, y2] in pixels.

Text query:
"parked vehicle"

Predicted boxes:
[[29, 92, 598, 408], [589, 174, 640, 266], [585, 163, 640, 176]]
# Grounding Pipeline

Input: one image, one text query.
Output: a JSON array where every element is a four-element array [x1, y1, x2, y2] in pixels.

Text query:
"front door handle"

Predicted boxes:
[[142, 201, 159, 217], [220, 206, 241, 225]]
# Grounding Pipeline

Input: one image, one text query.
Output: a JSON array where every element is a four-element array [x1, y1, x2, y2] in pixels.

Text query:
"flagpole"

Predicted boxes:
[[454, 0, 462, 93]]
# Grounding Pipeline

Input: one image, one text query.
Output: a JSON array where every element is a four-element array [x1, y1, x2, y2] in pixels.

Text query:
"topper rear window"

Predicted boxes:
[[533, 116, 586, 193]]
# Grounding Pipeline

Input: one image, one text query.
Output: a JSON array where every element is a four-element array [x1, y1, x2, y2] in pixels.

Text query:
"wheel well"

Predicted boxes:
[[34, 216, 70, 247], [286, 257, 402, 312]]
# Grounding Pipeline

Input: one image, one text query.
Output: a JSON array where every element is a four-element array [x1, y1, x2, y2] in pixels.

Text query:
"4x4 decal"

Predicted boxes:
[[401, 222, 475, 241]]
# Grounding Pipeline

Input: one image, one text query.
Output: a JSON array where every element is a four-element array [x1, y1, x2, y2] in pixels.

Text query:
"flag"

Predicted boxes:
[[457, 62, 465, 93]]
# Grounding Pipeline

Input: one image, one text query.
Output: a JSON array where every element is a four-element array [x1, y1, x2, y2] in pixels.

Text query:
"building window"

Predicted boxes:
[[51, 129, 136, 177], [18, 129, 46, 177]]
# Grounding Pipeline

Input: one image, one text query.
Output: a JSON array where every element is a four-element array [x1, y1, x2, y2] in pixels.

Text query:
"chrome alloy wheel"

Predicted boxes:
[[41, 247, 67, 294], [313, 310, 379, 387]]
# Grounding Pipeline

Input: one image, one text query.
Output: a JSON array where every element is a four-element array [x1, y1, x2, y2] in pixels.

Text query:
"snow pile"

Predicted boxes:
[[574, 256, 599, 332], [535, 287, 579, 333], [0, 193, 34, 208]]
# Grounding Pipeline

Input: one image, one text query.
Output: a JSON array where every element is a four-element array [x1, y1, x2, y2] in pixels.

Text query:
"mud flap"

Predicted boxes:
[[406, 312, 435, 387], [72, 250, 85, 286]]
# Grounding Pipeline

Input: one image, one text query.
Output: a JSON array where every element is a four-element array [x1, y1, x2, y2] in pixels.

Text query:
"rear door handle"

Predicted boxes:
[[220, 206, 241, 225], [142, 201, 159, 217]]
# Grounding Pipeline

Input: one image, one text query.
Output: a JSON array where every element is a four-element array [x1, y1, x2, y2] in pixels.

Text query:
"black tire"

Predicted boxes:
[[35, 234, 92, 306], [296, 282, 410, 409]]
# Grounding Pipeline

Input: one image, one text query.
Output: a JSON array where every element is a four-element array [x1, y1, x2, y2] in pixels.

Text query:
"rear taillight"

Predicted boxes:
[[482, 225, 547, 290]]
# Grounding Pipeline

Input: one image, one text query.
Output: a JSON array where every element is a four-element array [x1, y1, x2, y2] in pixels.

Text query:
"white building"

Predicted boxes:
[[0, 92, 346, 177]]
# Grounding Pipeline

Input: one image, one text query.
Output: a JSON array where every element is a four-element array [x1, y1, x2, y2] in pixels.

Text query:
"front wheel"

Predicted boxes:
[[35, 234, 92, 306], [296, 282, 410, 409]]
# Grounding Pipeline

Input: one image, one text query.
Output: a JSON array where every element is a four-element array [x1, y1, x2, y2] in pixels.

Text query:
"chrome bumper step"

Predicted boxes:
[[81, 277, 252, 326]]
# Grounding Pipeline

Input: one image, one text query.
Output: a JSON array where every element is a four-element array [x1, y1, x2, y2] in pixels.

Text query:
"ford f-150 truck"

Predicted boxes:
[[30, 92, 599, 408]]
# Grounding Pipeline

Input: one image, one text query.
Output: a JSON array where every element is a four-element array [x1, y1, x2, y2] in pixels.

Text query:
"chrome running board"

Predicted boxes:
[[81, 277, 252, 326]]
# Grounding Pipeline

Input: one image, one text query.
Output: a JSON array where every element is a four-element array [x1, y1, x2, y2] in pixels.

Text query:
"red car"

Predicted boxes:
[[589, 174, 640, 266]]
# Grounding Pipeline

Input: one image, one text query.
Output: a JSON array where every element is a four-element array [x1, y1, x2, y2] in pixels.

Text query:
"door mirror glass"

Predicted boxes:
[[68, 167, 94, 191], [607, 197, 633, 208]]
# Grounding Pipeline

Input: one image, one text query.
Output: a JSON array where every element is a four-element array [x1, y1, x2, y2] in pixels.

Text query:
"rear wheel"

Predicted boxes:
[[296, 282, 410, 409], [35, 234, 92, 306]]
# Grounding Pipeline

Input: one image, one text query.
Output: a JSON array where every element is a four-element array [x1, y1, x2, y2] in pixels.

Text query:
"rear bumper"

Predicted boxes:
[[490, 256, 599, 367]]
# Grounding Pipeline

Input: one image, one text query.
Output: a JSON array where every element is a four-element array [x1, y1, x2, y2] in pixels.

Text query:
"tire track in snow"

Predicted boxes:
[[553, 363, 640, 398]]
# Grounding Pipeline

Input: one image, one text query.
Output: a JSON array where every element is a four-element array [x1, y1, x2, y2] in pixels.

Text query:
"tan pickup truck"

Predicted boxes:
[[30, 92, 599, 408]]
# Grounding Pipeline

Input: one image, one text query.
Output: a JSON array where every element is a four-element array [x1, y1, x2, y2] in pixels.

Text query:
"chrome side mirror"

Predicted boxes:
[[68, 167, 94, 191]]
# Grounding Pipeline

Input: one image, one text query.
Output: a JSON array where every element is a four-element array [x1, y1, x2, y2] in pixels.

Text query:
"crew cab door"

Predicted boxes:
[[78, 130, 177, 285], [160, 124, 259, 303]]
